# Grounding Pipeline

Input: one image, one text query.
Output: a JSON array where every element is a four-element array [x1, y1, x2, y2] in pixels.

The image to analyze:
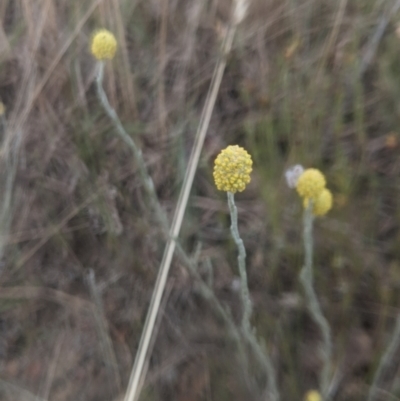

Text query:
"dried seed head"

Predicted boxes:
[[285, 164, 304, 188]]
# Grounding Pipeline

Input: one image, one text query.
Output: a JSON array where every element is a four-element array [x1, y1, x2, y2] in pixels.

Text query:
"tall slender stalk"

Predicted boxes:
[[0, 111, 21, 263], [120, 22, 238, 401], [299, 205, 332, 397], [227, 191, 279, 401], [95, 62, 167, 229], [227, 192, 252, 332]]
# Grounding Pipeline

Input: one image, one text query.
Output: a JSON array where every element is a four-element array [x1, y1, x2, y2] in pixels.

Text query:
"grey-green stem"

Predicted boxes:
[[227, 191, 279, 401], [95, 61, 168, 229], [227, 191, 252, 332], [300, 205, 332, 398]]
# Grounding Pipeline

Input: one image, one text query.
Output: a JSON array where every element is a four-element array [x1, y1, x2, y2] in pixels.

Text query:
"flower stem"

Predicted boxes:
[[227, 192, 252, 333], [227, 191, 279, 401], [300, 205, 332, 397], [95, 61, 168, 228]]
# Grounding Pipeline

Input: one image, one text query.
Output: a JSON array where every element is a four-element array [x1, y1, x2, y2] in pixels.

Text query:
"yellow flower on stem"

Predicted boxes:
[[90, 29, 117, 60], [296, 168, 326, 200], [304, 188, 333, 216], [213, 145, 253, 193]]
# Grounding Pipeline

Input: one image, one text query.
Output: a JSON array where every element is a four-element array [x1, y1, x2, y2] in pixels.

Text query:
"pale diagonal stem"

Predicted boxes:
[[123, 23, 237, 401], [300, 205, 332, 398], [95, 15, 279, 401], [0, 115, 21, 263], [94, 21, 238, 401]]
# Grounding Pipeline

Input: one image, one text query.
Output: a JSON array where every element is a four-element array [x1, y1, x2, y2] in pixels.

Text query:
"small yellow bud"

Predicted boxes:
[[296, 168, 326, 200], [213, 145, 253, 193], [90, 29, 117, 60], [304, 390, 322, 401], [304, 188, 333, 216]]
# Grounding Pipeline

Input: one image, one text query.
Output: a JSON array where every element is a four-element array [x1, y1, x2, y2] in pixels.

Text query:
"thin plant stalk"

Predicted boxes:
[[103, 11, 240, 401], [227, 191, 252, 331], [86, 269, 121, 393], [227, 191, 279, 401], [243, 328, 280, 401], [299, 205, 332, 397], [367, 314, 400, 401], [95, 62, 167, 228], [0, 114, 21, 263]]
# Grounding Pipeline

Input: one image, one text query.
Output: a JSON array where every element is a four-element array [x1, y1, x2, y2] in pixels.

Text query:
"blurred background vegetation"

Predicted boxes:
[[1, 0, 400, 400]]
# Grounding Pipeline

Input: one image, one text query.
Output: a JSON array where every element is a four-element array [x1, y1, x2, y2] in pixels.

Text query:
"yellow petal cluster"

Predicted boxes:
[[295, 167, 333, 216], [304, 390, 322, 401], [304, 188, 333, 216], [213, 145, 252, 193], [296, 168, 326, 200], [90, 29, 117, 60]]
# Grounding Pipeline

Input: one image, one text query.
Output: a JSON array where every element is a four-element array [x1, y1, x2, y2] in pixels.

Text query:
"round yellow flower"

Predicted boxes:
[[304, 188, 333, 216], [213, 145, 253, 193], [90, 29, 117, 60], [296, 168, 326, 200], [304, 390, 322, 401]]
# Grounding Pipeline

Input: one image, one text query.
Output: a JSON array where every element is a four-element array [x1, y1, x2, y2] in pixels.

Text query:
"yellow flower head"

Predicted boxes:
[[304, 188, 333, 216], [0, 101, 5, 116], [213, 145, 253, 193], [90, 29, 117, 60], [304, 390, 322, 401], [296, 168, 326, 200]]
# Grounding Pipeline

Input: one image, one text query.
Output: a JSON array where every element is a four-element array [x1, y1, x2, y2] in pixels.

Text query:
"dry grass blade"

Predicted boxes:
[[123, 6, 242, 401], [359, 0, 400, 76], [15, 190, 103, 269], [0, 378, 49, 401], [87, 269, 122, 394], [11, 0, 105, 132], [315, 0, 348, 83], [367, 314, 400, 401], [0, 1, 105, 266], [39, 332, 65, 400], [157, 0, 168, 139], [0, 285, 94, 313]]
